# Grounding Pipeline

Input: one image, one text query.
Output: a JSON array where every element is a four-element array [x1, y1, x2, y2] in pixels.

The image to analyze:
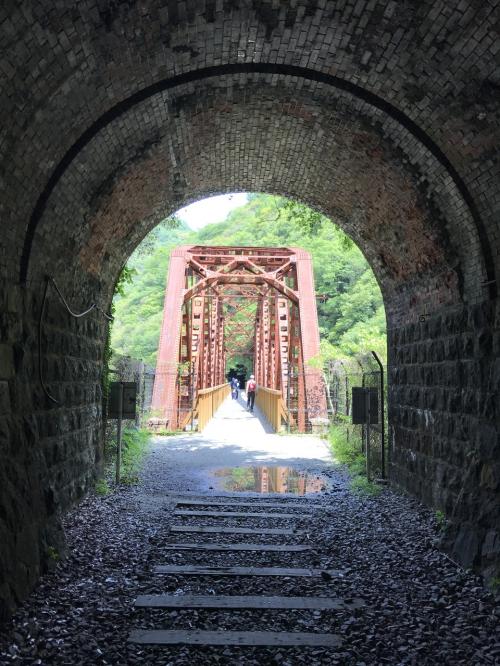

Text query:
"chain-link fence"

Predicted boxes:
[[109, 352, 387, 483], [108, 354, 156, 425], [149, 366, 229, 432], [324, 352, 387, 480], [284, 367, 329, 434], [147, 367, 196, 431], [104, 355, 156, 464]]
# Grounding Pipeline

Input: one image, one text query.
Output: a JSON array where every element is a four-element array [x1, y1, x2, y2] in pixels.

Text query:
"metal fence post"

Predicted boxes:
[[115, 382, 123, 485], [361, 367, 366, 455], [190, 363, 195, 432], [371, 350, 385, 479], [286, 366, 291, 433], [365, 387, 371, 481]]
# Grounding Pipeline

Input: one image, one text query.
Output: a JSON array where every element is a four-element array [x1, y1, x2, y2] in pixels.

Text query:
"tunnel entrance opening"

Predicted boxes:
[[111, 193, 387, 436], [1, 6, 498, 619]]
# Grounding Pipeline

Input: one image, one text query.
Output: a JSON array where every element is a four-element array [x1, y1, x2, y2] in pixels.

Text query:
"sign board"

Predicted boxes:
[[108, 382, 137, 420], [352, 387, 378, 425]]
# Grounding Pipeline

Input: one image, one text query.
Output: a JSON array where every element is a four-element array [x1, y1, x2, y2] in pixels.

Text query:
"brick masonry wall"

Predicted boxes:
[[1, 1, 499, 291], [0, 0, 499, 619], [389, 299, 500, 576], [0, 276, 106, 620], [25, 74, 482, 321]]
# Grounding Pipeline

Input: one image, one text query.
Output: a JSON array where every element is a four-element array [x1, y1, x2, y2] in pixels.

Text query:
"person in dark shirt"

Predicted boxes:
[[230, 376, 239, 400]]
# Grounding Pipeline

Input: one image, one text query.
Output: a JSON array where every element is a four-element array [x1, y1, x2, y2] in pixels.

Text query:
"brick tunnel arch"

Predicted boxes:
[[20, 65, 494, 314], [1, 2, 499, 619]]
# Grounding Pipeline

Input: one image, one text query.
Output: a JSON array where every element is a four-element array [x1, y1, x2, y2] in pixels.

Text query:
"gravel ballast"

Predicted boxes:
[[0, 431, 499, 665]]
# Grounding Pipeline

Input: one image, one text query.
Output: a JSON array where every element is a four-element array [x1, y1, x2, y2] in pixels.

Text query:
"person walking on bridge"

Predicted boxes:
[[230, 376, 239, 400], [246, 374, 257, 413]]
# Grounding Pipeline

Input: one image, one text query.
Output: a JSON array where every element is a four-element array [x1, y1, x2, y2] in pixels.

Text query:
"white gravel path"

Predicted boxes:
[[146, 394, 332, 496]]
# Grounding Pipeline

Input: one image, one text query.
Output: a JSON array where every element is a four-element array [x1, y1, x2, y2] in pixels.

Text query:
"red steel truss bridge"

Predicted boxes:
[[151, 246, 327, 432]]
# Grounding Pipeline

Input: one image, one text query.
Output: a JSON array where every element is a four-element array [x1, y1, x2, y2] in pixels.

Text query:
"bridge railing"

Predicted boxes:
[[197, 383, 231, 431], [256, 387, 284, 432]]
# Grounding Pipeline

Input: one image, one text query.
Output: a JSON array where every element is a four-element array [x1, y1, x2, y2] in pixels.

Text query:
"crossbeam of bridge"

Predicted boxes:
[[151, 246, 327, 431]]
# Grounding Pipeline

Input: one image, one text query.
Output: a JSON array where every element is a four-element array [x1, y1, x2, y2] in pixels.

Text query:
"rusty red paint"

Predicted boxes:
[[151, 246, 326, 430]]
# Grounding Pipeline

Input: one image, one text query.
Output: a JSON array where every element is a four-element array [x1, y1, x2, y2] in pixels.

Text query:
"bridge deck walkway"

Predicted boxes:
[[202, 391, 273, 440]]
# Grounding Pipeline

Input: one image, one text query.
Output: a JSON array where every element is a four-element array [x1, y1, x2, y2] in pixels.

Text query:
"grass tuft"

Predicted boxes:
[[350, 475, 382, 496], [46, 546, 60, 561], [95, 478, 111, 495], [329, 421, 383, 497], [120, 428, 151, 484], [435, 509, 447, 531], [488, 577, 500, 593]]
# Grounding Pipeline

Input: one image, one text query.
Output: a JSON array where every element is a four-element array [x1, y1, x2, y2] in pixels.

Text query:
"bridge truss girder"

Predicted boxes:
[[151, 246, 327, 431]]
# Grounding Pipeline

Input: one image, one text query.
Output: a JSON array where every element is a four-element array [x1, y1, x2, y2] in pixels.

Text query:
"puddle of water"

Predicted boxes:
[[212, 466, 327, 494]]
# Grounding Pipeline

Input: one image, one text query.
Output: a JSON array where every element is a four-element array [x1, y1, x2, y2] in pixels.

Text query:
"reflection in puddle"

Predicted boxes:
[[212, 466, 327, 494]]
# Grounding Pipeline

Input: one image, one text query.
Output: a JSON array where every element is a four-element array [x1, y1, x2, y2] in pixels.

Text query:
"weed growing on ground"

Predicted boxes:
[[95, 479, 111, 495], [488, 577, 500, 593], [120, 428, 151, 484], [329, 420, 362, 464], [102, 427, 151, 486], [350, 475, 382, 496], [46, 546, 60, 561], [329, 421, 382, 496], [435, 510, 447, 531]]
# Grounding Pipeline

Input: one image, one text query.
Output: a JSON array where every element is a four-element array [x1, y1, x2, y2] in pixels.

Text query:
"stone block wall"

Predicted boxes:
[[0, 277, 106, 620], [389, 298, 500, 577]]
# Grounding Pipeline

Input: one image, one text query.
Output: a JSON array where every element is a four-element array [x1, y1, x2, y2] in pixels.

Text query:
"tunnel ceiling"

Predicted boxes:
[[1, 1, 499, 322]]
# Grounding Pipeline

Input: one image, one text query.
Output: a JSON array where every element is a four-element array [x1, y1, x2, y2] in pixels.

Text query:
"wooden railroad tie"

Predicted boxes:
[[161, 542, 312, 552], [170, 525, 304, 535], [153, 565, 343, 577], [174, 510, 312, 519], [173, 499, 322, 510], [135, 594, 364, 610], [128, 629, 343, 647]]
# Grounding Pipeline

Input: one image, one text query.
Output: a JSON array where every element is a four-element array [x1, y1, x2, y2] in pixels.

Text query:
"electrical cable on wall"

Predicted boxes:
[[38, 276, 113, 404]]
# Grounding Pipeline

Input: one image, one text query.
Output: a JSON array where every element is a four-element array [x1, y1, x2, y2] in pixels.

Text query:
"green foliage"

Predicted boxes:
[[120, 428, 151, 484], [95, 478, 111, 495], [111, 222, 190, 366], [435, 510, 447, 531], [350, 475, 382, 496], [328, 422, 382, 496], [102, 264, 139, 405], [100, 428, 150, 486], [132, 215, 181, 256], [329, 422, 363, 466], [488, 577, 500, 593], [110, 194, 386, 366], [177, 361, 192, 377], [46, 546, 60, 561], [280, 198, 326, 235], [114, 265, 137, 297]]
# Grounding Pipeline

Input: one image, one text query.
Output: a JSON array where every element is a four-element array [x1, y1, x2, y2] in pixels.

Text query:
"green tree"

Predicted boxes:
[[111, 194, 386, 366]]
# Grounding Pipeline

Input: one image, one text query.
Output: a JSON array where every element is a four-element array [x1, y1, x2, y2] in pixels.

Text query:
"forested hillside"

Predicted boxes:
[[111, 194, 386, 367]]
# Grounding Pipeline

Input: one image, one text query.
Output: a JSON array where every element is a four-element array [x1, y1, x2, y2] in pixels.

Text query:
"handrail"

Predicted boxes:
[[198, 383, 229, 395], [197, 383, 230, 431], [255, 386, 284, 432], [258, 387, 281, 395]]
